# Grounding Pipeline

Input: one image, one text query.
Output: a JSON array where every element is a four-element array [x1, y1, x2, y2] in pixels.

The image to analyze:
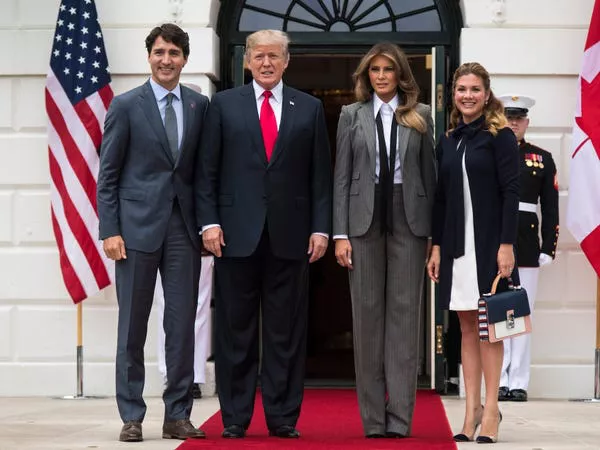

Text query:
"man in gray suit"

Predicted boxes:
[[97, 24, 208, 442]]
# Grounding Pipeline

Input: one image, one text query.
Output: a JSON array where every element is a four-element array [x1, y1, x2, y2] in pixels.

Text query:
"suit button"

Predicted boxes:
[[531, 224, 535, 228]]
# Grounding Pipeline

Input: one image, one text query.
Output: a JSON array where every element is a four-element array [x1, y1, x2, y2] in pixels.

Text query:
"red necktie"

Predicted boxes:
[[260, 90, 277, 161]]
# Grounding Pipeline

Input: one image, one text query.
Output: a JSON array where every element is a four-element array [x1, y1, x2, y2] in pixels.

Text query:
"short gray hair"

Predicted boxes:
[[245, 29, 290, 60]]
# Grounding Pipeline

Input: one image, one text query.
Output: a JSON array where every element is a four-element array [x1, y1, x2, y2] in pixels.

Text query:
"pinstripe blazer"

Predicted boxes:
[[333, 99, 436, 238]]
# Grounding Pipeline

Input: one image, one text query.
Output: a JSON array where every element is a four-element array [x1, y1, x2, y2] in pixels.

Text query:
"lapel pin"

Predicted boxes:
[[290, 100, 295, 106], [190, 102, 195, 109]]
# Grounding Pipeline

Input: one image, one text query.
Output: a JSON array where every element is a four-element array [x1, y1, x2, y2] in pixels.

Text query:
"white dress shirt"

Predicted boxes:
[[253, 79, 283, 129], [373, 93, 403, 184], [149, 78, 183, 148]]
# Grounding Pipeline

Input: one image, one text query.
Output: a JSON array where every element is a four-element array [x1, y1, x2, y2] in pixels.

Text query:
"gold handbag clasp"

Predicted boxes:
[[506, 309, 515, 329]]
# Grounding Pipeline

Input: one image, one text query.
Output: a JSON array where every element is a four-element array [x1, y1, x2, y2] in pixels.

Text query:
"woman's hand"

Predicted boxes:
[[335, 239, 353, 270], [497, 243, 515, 278], [427, 245, 441, 282]]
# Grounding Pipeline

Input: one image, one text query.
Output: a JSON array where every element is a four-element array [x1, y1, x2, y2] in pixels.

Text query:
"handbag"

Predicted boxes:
[[478, 274, 532, 343]]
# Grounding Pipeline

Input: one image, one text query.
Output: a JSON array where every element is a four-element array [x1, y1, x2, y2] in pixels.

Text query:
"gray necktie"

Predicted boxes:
[[164, 93, 179, 160]]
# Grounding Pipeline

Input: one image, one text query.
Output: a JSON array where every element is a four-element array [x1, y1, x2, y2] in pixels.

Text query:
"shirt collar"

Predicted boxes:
[[253, 79, 283, 104], [373, 93, 399, 117], [149, 77, 182, 103]]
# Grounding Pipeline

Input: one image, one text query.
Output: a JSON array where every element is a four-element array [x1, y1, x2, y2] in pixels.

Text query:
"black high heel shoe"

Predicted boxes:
[[453, 405, 484, 442], [476, 410, 502, 444]]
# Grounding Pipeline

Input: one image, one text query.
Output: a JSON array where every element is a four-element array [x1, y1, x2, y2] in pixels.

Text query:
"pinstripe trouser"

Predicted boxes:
[[349, 185, 427, 436]]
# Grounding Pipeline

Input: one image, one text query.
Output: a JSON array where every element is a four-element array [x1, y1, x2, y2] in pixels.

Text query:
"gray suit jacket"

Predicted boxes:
[[97, 81, 209, 252], [333, 100, 436, 238]]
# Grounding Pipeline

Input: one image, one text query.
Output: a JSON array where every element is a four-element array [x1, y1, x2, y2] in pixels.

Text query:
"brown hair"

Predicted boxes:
[[353, 42, 426, 133], [145, 23, 190, 59], [447, 62, 507, 136]]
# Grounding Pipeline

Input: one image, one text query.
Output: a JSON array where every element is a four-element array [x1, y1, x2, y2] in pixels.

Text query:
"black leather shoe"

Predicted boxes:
[[366, 433, 385, 438], [119, 421, 142, 442], [510, 389, 528, 402], [162, 419, 206, 439], [269, 425, 300, 438], [222, 425, 245, 438], [385, 431, 406, 438], [192, 383, 202, 399], [498, 386, 511, 401]]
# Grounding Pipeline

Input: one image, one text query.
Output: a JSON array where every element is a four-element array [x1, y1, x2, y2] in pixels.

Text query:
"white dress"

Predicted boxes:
[[449, 147, 480, 311]]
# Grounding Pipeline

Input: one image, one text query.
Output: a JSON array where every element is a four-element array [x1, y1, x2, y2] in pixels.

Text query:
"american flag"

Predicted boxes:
[[46, 0, 113, 303]]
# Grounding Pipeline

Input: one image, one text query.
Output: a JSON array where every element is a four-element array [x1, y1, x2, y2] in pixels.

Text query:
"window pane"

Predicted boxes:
[[300, 0, 332, 19], [245, 0, 292, 15], [388, 0, 435, 16], [396, 9, 441, 32], [286, 20, 326, 31], [290, 4, 328, 27], [354, 4, 392, 29], [348, 0, 378, 22], [239, 9, 284, 31]]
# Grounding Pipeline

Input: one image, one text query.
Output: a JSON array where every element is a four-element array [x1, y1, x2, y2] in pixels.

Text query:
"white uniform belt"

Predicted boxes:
[[519, 202, 537, 213]]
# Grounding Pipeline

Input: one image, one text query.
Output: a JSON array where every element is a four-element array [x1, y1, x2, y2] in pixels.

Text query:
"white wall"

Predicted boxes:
[[0, 0, 597, 398], [462, 0, 597, 398], [0, 0, 219, 396]]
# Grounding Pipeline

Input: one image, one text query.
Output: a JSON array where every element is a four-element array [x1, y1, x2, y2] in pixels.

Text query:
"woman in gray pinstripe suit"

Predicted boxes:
[[333, 42, 437, 438]]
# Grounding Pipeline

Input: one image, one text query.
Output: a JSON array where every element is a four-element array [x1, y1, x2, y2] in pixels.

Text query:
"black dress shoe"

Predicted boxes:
[[269, 425, 300, 438], [192, 383, 202, 399], [366, 433, 385, 438], [222, 424, 245, 438], [510, 388, 528, 402], [498, 386, 511, 401], [119, 421, 143, 442], [385, 431, 406, 438]]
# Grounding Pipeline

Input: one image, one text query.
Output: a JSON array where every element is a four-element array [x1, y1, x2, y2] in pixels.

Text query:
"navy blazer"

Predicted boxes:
[[97, 81, 209, 252], [196, 82, 332, 260], [432, 123, 520, 309]]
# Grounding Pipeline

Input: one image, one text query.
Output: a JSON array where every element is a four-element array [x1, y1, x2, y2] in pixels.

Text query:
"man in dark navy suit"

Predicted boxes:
[[98, 24, 208, 442], [497, 94, 559, 402], [197, 29, 332, 439]]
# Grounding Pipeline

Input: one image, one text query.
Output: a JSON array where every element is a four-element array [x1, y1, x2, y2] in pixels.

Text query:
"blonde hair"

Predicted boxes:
[[353, 42, 427, 134], [447, 62, 507, 136], [245, 29, 290, 62]]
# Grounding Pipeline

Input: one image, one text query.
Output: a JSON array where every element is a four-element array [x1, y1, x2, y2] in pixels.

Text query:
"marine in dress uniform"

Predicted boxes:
[[497, 94, 559, 402]]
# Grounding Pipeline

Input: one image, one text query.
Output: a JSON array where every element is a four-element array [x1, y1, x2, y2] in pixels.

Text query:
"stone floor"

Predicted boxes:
[[2, 394, 600, 449]]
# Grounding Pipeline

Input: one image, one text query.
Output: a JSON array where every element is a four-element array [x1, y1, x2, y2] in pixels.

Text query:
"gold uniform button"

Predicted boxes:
[[531, 224, 535, 228], [532, 171, 537, 175]]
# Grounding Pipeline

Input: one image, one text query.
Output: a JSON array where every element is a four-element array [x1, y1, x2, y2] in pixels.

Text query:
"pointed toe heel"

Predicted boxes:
[[476, 410, 502, 444], [454, 433, 473, 442]]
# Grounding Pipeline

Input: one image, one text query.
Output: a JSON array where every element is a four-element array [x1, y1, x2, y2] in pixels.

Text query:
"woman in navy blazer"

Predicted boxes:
[[427, 62, 519, 444]]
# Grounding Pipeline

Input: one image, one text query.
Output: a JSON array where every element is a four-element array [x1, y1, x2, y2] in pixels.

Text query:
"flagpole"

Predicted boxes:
[[572, 278, 600, 402], [595, 278, 600, 399], [76, 302, 84, 397]]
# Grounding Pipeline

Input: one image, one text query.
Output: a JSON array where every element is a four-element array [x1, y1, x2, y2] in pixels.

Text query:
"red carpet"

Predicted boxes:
[[177, 389, 456, 449]]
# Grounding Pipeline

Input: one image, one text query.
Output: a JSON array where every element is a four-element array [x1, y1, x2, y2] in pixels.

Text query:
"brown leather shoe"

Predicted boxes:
[[162, 419, 206, 439], [119, 421, 143, 442]]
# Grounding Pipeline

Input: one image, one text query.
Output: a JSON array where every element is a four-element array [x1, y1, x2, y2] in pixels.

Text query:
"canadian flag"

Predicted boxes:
[[567, 0, 600, 278]]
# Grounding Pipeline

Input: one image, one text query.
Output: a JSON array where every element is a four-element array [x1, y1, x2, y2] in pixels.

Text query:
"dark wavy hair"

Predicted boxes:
[[145, 23, 190, 59], [353, 42, 426, 133], [448, 62, 506, 136]]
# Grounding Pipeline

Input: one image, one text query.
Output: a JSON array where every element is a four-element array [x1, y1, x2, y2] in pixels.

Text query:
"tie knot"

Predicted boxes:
[[263, 90, 272, 100], [166, 92, 175, 106]]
